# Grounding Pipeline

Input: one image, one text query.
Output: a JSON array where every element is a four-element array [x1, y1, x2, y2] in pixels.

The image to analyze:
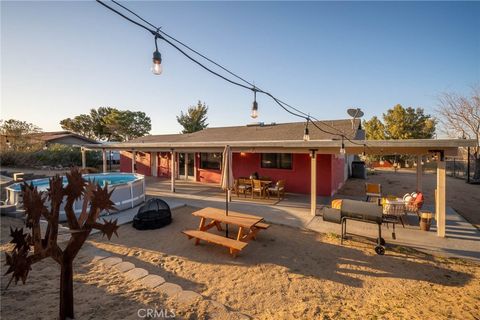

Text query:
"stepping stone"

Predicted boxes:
[[91, 252, 111, 262], [101, 257, 122, 267], [157, 282, 182, 297], [124, 268, 148, 281], [114, 261, 135, 273], [175, 290, 202, 304], [138, 274, 166, 288]]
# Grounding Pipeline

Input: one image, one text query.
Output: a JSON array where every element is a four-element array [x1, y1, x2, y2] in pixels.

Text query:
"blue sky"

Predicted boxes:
[[1, 1, 479, 135]]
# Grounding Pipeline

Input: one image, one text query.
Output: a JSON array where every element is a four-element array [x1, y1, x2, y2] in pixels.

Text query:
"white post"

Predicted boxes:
[[416, 155, 423, 192], [171, 150, 176, 193], [193, 153, 198, 181], [184, 153, 189, 180], [310, 150, 317, 216], [81, 148, 86, 169], [151, 152, 158, 177], [436, 158, 446, 237], [102, 149, 107, 173], [131, 150, 136, 173]]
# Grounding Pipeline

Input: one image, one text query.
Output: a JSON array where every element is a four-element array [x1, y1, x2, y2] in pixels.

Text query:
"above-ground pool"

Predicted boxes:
[[6, 173, 146, 221]]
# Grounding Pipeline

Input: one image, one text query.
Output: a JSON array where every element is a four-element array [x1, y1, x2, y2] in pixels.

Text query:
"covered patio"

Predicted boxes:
[[83, 138, 476, 239]]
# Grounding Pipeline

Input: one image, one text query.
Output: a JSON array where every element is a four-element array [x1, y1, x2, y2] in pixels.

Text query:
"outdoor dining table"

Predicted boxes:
[[183, 207, 270, 256], [192, 207, 265, 241]]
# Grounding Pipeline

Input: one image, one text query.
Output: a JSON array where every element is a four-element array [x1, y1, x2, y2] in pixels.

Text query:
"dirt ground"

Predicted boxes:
[[338, 169, 480, 229], [1, 206, 479, 320]]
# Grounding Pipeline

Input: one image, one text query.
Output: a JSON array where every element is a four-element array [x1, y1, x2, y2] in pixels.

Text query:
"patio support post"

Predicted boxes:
[[436, 155, 446, 237], [310, 149, 317, 216], [102, 148, 107, 173], [171, 149, 176, 193], [131, 150, 136, 173], [81, 148, 86, 169], [416, 155, 423, 192], [184, 153, 188, 180], [151, 152, 158, 177]]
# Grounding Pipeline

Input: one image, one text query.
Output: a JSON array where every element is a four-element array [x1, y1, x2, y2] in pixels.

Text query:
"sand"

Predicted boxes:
[[1, 206, 479, 320]]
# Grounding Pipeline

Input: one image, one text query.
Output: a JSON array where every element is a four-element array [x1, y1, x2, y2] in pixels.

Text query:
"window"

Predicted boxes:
[[261, 153, 292, 169], [200, 153, 222, 170]]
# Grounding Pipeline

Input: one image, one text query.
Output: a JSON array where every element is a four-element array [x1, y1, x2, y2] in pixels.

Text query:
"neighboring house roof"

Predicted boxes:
[[29, 131, 99, 145], [129, 119, 362, 144]]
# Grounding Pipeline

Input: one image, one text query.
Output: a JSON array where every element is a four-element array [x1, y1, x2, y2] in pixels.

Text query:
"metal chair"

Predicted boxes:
[[267, 180, 285, 200]]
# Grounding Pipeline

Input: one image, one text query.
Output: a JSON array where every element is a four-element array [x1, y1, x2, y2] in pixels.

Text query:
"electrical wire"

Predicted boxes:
[[96, 0, 371, 151]]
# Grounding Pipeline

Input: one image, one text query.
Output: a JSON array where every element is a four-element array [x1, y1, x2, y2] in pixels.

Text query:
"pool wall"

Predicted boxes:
[[6, 173, 146, 221]]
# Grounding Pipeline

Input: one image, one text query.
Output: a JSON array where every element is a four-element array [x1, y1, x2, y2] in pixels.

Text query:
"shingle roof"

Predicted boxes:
[[30, 131, 99, 144], [129, 119, 361, 144]]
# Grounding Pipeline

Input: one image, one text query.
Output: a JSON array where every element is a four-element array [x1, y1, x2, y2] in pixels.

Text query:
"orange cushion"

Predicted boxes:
[[366, 184, 381, 194], [414, 192, 424, 204], [331, 199, 343, 209]]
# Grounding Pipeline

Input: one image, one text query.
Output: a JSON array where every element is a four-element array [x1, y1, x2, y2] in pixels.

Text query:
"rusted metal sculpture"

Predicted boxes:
[[4, 168, 119, 320]]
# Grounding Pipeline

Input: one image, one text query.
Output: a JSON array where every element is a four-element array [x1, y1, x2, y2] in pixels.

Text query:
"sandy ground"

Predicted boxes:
[[2, 206, 479, 320], [337, 169, 480, 229]]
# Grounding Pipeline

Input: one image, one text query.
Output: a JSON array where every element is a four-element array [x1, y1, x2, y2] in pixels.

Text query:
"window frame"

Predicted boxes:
[[199, 152, 222, 170], [260, 153, 293, 170]]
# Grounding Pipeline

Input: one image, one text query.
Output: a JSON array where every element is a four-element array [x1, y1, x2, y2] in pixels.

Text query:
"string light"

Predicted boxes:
[[339, 137, 346, 158], [303, 118, 310, 141], [151, 35, 162, 75], [251, 89, 258, 119]]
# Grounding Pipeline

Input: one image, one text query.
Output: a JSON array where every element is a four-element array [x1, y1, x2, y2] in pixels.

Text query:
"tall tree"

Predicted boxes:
[[176, 101, 209, 133], [364, 104, 436, 141], [0, 119, 43, 151], [60, 107, 151, 142], [437, 87, 480, 180]]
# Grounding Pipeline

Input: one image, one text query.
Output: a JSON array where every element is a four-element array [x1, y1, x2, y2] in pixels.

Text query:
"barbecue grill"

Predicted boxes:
[[323, 199, 386, 255], [133, 198, 172, 230]]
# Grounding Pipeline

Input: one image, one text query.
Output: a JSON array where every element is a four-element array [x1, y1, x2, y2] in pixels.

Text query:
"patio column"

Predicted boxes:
[[171, 150, 176, 193], [416, 155, 423, 192], [102, 149, 107, 173], [151, 152, 158, 177], [131, 150, 136, 173], [184, 153, 188, 180], [436, 157, 446, 237], [310, 149, 317, 216], [81, 148, 86, 169]]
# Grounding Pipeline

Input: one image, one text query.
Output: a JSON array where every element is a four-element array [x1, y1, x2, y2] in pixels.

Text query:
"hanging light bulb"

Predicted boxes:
[[303, 118, 310, 141], [339, 137, 346, 158], [251, 89, 258, 119], [151, 36, 162, 75]]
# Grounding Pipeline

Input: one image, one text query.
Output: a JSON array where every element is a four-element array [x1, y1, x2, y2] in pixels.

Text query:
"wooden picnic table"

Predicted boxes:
[[183, 207, 270, 257]]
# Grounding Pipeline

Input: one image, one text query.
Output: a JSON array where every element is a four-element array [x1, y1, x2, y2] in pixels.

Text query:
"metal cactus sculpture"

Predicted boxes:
[[4, 168, 119, 320]]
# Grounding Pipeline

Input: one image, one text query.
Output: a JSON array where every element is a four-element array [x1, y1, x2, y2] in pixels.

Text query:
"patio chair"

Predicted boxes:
[[365, 183, 382, 202], [251, 179, 265, 199], [235, 178, 252, 197], [267, 180, 285, 200]]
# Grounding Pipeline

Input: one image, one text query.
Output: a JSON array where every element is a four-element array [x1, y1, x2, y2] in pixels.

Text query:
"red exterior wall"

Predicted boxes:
[[119, 151, 346, 196]]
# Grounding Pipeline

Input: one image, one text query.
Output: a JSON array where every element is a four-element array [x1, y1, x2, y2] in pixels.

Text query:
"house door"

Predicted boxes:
[[178, 153, 195, 180]]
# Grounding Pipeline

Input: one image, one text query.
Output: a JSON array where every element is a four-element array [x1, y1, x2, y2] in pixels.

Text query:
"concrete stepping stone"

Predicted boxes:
[[138, 274, 166, 288], [175, 290, 202, 304], [124, 267, 148, 281], [114, 261, 135, 273], [157, 282, 182, 297], [91, 251, 111, 262], [101, 257, 122, 267]]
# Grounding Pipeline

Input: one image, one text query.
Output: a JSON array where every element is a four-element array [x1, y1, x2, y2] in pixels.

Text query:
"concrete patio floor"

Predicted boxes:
[[145, 177, 480, 262]]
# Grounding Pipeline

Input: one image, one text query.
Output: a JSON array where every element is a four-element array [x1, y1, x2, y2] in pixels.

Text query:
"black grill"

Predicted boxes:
[[133, 198, 172, 230]]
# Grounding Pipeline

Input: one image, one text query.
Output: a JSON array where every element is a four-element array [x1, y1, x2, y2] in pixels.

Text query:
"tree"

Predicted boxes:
[[437, 87, 480, 180], [4, 168, 119, 320], [0, 119, 43, 151], [176, 101, 208, 133], [364, 104, 436, 140], [60, 107, 151, 142]]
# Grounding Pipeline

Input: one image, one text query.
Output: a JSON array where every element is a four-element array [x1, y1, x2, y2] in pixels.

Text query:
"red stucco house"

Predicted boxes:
[[117, 119, 363, 196]]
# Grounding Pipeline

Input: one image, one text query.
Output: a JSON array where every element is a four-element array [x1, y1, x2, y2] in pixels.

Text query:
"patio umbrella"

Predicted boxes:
[[220, 145, 234, 237]]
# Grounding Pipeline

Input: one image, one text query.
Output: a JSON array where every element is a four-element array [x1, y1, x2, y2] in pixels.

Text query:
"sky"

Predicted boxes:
[[1, 1, 479, 135]]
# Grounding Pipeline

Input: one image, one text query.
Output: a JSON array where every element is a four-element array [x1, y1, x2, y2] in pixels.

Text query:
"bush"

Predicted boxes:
[[0, 144, 102, 168]]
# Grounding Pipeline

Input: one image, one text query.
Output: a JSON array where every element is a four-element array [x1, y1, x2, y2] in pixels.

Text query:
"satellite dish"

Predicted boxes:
[[347, 108, 364, 118]]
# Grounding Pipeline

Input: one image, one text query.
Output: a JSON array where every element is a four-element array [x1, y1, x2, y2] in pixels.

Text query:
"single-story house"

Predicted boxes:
[[115, 120, 362, 197]]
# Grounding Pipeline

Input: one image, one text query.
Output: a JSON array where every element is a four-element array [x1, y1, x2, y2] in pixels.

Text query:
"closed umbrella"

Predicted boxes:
[[220, 145, 234, 237]]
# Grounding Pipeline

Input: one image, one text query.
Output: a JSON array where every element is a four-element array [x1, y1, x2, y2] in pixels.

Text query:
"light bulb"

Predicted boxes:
[[339, 143, 346, 158], [251, 101, 258, 119], [303, 127, 310, 141], [152, 50, 162, 75]]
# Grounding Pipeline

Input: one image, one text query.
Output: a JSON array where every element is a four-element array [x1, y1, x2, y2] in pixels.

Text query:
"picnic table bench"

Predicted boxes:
[[182, 207, 269, 257]]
